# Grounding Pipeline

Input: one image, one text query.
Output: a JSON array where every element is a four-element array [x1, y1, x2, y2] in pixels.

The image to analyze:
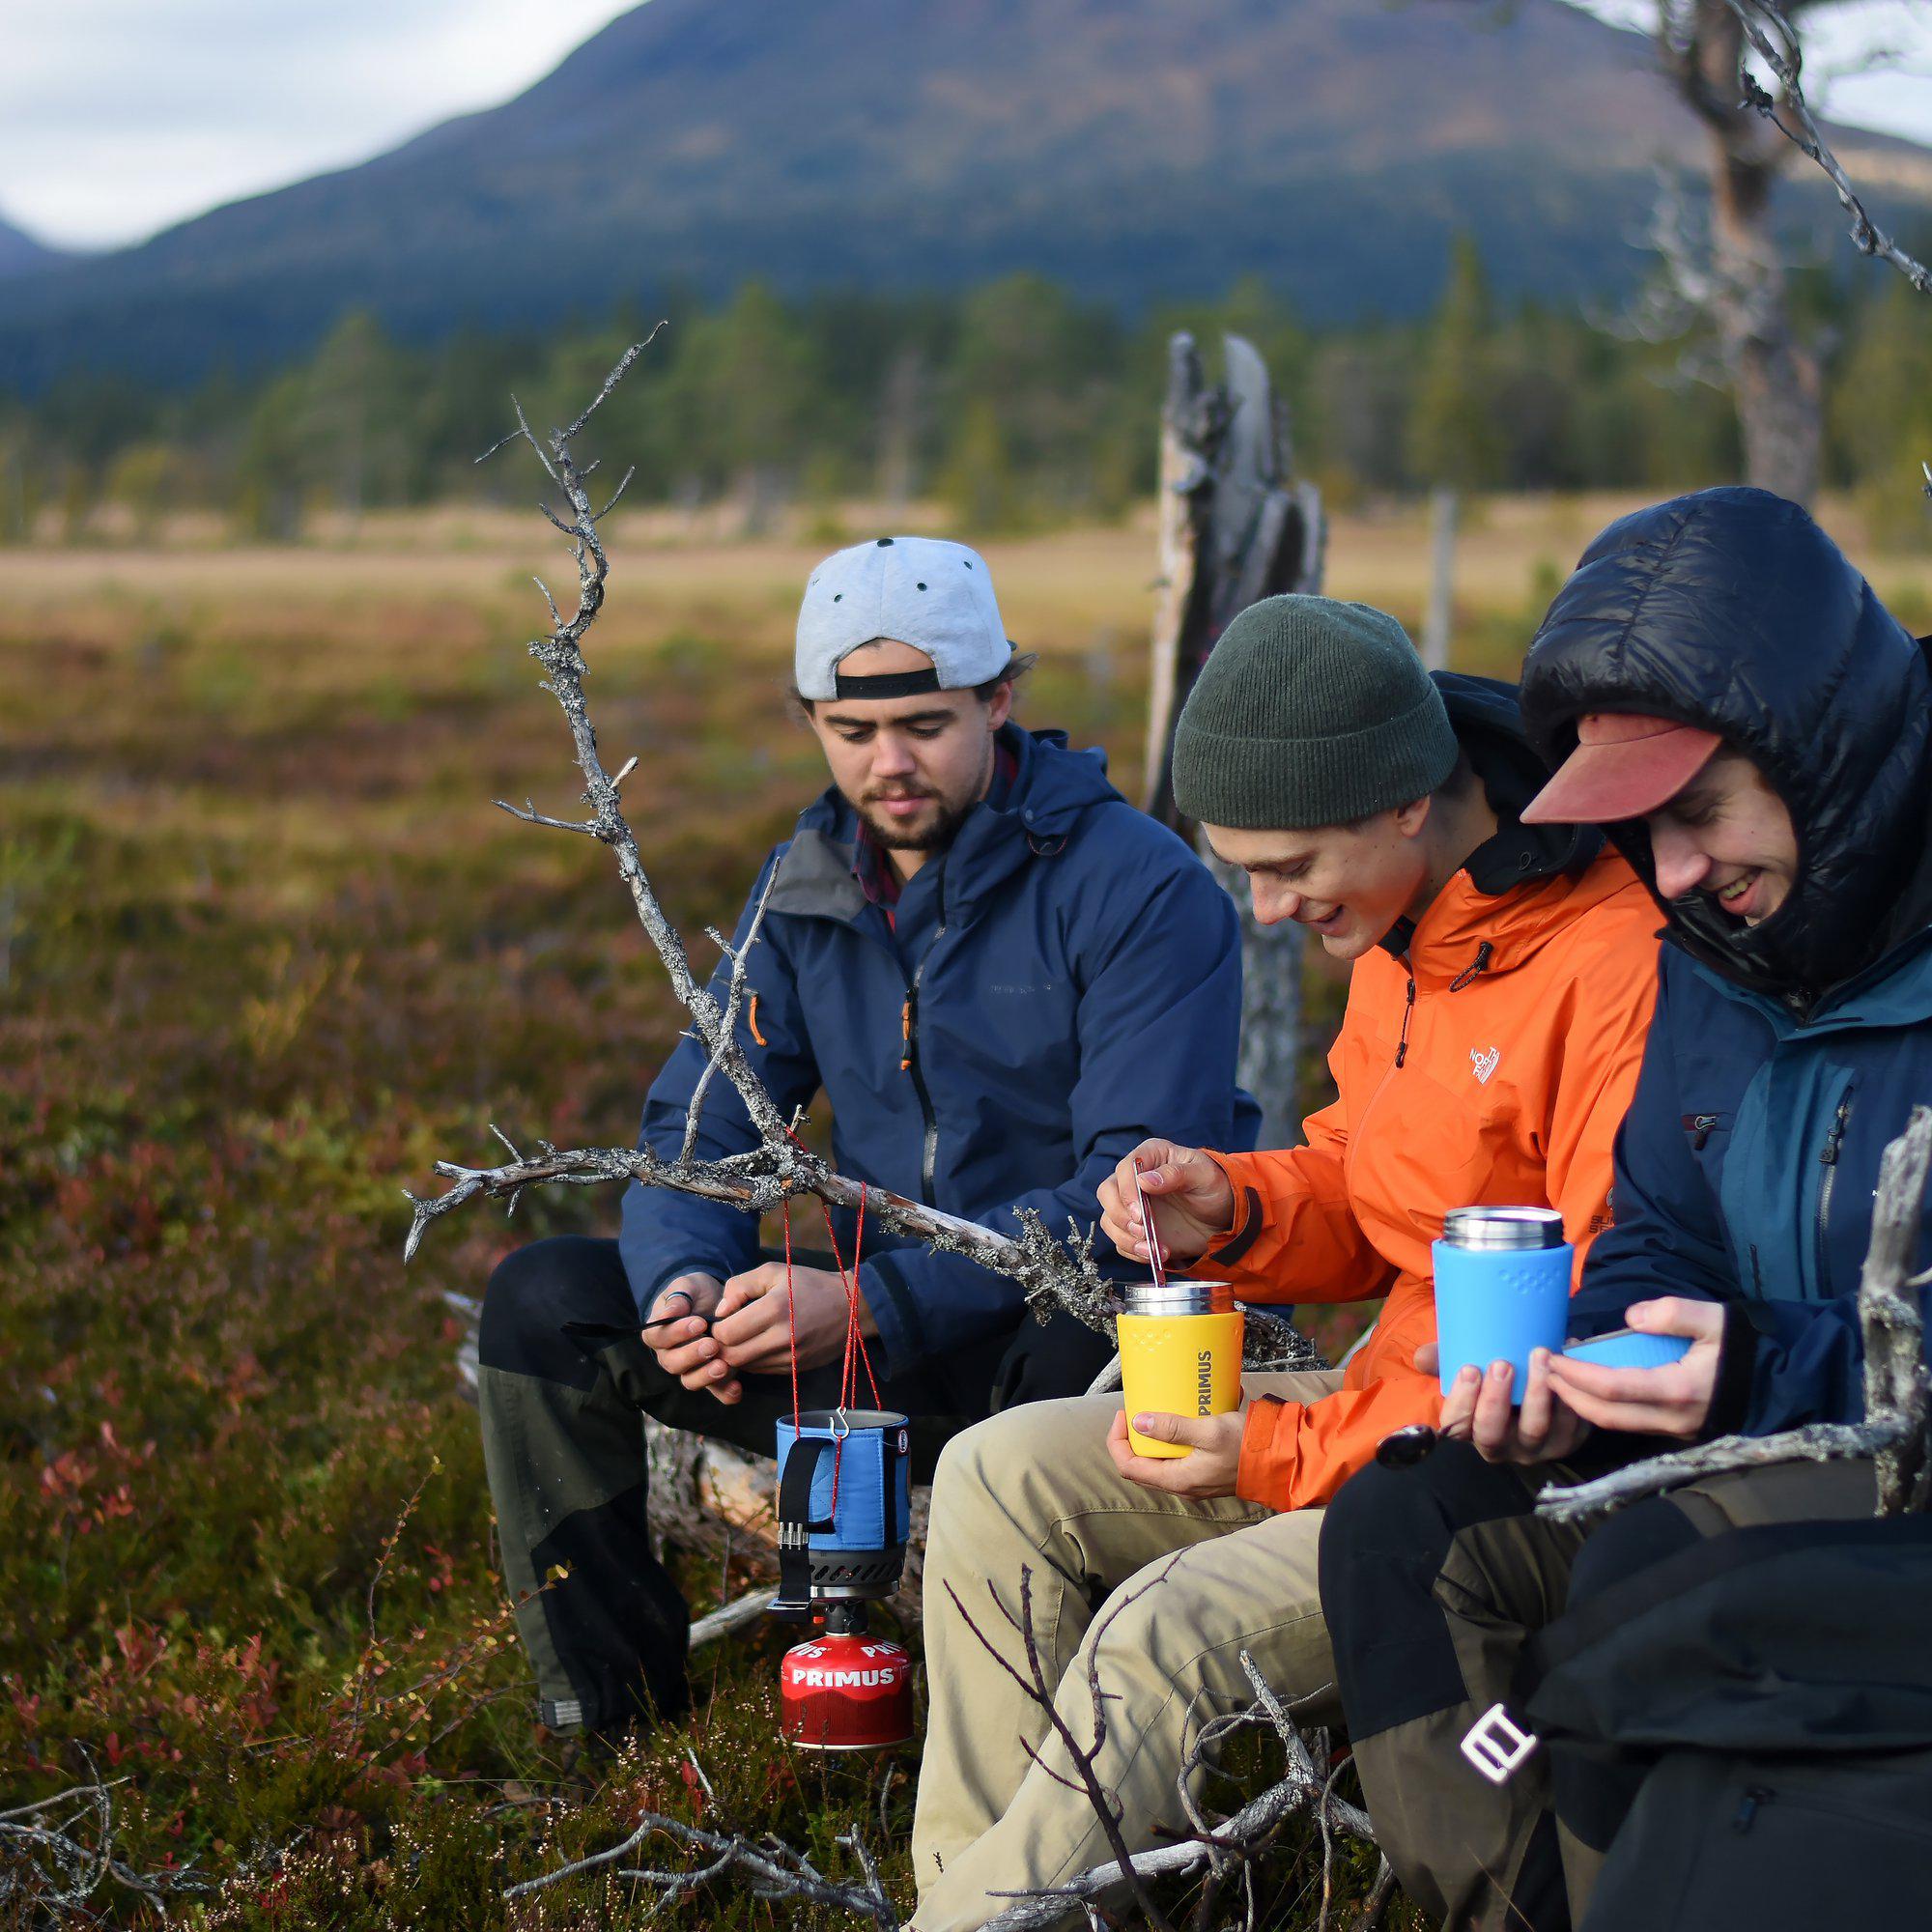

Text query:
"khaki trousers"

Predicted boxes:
[[910, 1372, 1344, 1932]]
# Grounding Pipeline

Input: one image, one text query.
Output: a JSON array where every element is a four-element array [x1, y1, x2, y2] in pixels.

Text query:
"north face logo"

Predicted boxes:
[[1470, 1046, 1500, 1085]]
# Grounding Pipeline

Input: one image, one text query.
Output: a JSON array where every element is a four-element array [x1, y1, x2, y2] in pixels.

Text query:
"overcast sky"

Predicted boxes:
[[3, 0, 1929, 251]]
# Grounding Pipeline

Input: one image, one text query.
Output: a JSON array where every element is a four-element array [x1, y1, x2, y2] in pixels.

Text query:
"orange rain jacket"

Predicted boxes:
[[1197, 685, 1662, 1514]]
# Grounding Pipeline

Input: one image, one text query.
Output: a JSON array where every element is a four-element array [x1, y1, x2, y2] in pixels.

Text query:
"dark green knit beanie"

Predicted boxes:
[[1171, 594, 1458, 830]]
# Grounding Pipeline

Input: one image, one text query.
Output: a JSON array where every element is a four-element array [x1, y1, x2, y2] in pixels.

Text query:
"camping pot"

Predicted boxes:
[[768, 1407, 912, 1620]]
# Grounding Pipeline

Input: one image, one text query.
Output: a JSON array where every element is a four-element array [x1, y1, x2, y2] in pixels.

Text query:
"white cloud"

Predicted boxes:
[[0, 0, 639, 248]]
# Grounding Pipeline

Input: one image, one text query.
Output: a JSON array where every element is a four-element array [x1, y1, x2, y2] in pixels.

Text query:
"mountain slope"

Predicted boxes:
[[0, 213, 69, 281], [2, 0, 1924, 389]]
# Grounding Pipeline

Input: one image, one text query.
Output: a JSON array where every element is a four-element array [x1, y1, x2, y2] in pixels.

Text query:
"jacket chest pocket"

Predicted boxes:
[[1681, 1111, 1734, 1155], [1354, 1056, 1498, 1222], [937, 977, 1079, 1088]]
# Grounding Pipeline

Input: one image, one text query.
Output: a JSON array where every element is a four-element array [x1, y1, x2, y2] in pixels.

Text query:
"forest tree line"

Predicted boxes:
[[4, 236, 1931, 544]]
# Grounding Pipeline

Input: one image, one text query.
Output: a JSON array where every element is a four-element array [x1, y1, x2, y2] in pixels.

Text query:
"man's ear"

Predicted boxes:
[[986, 681, 1014, 730], [1393, 794, 1434, 839]]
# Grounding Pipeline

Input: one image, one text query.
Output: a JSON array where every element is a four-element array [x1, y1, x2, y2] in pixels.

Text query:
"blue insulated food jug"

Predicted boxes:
[[1433, 1207, 1573, 1399], [769, 1408, 912, 1620]]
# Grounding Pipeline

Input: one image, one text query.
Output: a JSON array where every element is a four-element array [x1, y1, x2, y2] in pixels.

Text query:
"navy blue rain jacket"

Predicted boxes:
[[1520, 487, 1932, 1435], [618, 724, 1261, 1370]]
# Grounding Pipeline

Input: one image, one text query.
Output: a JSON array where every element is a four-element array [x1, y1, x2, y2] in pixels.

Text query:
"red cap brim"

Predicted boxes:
[[1521, 725, 1721, 825]]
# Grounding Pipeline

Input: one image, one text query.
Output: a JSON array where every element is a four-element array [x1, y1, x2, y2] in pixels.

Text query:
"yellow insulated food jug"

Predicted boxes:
[[1116, 1280, 1244, 1458]]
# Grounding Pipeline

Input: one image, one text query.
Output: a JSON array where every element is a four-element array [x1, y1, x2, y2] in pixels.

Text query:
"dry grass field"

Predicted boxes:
[[4, 491, 1927, 1927]]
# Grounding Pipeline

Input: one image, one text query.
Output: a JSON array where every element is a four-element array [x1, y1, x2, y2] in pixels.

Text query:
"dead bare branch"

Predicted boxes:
[[1349, 1859, 1399, 1932], [680, 860, 781, 1169], [0, 1770, 265, 1918], [947, 1560, 1374, 1932], [1849, 1103, 1932, 1513], [1536, 1417, 1906, 1524], [1724, 0, 1932, 297], [412, 336, 1123, 1335], [501, 1773, 901, 1928]]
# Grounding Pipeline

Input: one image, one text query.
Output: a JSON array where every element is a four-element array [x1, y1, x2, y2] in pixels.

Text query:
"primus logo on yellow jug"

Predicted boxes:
[[1196, 1350, 1213, 1415]]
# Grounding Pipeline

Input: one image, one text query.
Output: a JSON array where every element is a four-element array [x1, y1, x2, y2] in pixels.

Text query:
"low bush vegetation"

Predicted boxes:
[[6, 506, 1923, 1924]]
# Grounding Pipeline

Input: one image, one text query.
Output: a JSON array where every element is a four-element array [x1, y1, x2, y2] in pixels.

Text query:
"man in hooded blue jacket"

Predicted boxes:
[[476, 535, 1258, 1744], [1319, 487, 1932, 1931]]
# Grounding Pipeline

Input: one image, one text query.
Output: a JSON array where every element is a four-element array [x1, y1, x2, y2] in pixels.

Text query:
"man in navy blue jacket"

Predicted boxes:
[[1318, 488, 1932, 1931], [477, 535, 1257, 1744]]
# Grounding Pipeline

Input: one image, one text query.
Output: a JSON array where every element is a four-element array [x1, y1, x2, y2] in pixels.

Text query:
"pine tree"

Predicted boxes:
[[1833, 275, 1932, 544], [297, 311, 412, 523], [1407, 234, 1502, 493], [675, 282, 820, 531]]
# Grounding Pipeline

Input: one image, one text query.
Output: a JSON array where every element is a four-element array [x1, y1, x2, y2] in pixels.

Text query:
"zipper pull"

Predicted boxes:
[[900, 996, 913, 1073], [1395, 978, 1415, 1069], [1682, 1112, 1720, 1151], [1821, 1096, 1850, 1166], [1733, 1786, 1775, 1833]]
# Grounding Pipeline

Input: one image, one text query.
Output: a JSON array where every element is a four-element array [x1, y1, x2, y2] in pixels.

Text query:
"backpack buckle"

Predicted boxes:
[[1461, 1702, 1539, 1785]]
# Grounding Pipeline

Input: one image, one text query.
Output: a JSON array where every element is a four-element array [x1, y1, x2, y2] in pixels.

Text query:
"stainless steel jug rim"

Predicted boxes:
[[1440, 1207, 1566, 1251], [1116, 1279, 1235, 1314]]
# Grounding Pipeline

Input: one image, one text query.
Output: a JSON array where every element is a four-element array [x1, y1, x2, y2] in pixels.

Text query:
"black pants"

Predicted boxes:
[[476, 1235, 1116, 1738], [1320, 1439, 1871, 1932]]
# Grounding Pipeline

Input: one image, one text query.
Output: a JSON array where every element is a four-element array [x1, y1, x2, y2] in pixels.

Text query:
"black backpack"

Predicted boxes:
[[1520, 1514, 1932, 1932]]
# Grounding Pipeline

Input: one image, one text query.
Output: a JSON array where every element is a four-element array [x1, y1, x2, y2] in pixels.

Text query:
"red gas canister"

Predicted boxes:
[[780, 1607, 914, 1751]]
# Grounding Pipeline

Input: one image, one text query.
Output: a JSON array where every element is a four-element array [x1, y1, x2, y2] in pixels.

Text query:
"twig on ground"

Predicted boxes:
[[687, 1584, 772, 1652], [501, 1762, 902, 1930], [950, 1559, 1183, 1932], [0, 1769, 265, 1919]]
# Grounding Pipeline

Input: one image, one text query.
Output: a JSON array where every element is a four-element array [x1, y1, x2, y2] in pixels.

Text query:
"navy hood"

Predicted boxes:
[[1519, 487, 1932, 1004]]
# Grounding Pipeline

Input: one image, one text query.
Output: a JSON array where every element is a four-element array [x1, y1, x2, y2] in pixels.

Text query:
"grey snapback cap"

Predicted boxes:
[[796, 536, 1010, 699]]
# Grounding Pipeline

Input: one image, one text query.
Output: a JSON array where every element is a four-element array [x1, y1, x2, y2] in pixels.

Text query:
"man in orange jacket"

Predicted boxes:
[[910, 595, 1660, 1931]]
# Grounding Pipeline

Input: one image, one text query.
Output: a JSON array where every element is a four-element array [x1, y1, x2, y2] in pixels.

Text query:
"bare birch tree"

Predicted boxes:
[[1443, 1, 1925, 502], [1648, 0, 1830, 502]]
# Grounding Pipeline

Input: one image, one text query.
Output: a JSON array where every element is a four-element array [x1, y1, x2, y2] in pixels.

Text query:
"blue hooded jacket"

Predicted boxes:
[[618, 724, 1261, 1370], [1520, 487, 1932, 1435]]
